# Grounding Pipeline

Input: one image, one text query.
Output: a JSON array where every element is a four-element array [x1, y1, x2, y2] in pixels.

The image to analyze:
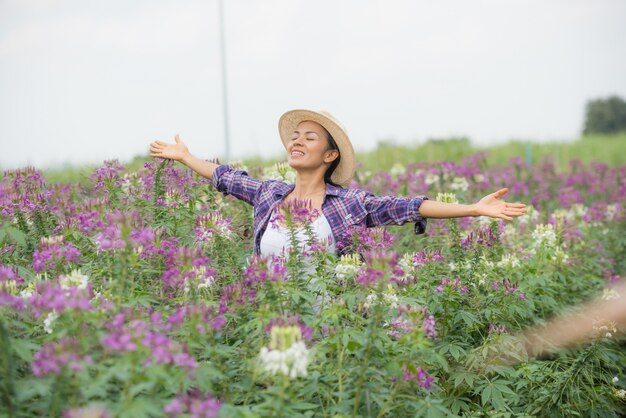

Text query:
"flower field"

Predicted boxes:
[[1, 154, 625, 417]]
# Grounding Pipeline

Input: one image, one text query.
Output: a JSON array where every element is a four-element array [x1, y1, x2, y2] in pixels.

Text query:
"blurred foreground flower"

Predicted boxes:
[[259, 319, 310, 379], [164, 390, 221, 418]]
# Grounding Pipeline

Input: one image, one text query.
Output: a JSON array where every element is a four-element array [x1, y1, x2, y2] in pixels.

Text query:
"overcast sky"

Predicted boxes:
[[1, 0, 625, 170]]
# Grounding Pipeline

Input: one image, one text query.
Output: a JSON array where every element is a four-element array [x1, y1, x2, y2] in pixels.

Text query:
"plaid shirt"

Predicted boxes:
[[212, 165, 428, 255]]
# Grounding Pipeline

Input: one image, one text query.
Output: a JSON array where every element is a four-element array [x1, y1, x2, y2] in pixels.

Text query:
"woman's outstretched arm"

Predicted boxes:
[[150, 134, 219, 180], [420, 188, 526, 221]]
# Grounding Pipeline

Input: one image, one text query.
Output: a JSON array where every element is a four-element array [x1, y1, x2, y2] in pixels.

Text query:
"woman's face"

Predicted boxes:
[[286, 121, 339, 172]]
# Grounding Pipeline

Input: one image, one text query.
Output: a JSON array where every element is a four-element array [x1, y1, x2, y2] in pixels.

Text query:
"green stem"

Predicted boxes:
[[0, 318, 16, 418]]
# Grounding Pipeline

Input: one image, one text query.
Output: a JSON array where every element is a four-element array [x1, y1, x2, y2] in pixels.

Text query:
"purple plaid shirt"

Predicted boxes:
[[212, 165, 428, 255]]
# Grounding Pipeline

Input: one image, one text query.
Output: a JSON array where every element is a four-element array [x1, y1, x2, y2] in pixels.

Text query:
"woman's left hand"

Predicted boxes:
[[473, 188, 527, 221]]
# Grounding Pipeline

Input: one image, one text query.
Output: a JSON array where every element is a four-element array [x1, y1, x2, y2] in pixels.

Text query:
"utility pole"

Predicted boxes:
[[218, 0, 230, 162]]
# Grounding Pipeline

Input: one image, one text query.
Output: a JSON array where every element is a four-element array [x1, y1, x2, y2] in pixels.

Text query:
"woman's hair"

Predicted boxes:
[[323, 128, 341, 187]]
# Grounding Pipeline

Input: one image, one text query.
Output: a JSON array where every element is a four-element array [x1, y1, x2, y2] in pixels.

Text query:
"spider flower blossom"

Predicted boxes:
[[402, 366, 434, 390], [334, 253, 363, 282], [340, 226, 395, 253], [364, 285, 399, 310], [59, 269, 90, 290], [531, 224, 558, 249], [387, 305, 438, 339], [161, 247, 215, 292], [164, 390, 221, 418], [101, 314, 198, 371], [94, 224, 125, 252], [29, 280, 93, 317], [194, 212, 233, 243], [32, 236, 81, 273], [262, 162, 296, 183], [270, 198, 319, 228], [90, 159, 125, 192], [259, 321, 310, 379], [436, 192, 459, 205], [32, 337, 92, 377], [0, 264, 25, 309]]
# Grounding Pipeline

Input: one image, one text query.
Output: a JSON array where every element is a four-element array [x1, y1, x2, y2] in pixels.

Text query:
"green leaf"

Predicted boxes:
[[481, 385, 492, 406], [290, 402, 318, 410], [10, 338, 39, 362], [6, 226, 26, 246]]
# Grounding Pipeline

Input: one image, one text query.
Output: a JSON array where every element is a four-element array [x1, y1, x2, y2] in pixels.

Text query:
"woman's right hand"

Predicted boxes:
[[150, 134, 190, 162]]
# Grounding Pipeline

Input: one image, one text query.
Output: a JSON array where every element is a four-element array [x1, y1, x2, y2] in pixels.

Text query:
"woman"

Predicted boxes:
[[149, 109, 527, 256]]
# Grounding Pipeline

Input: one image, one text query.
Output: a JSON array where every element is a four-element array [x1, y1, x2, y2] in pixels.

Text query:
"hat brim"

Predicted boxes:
[[278, 109, 356, 187]]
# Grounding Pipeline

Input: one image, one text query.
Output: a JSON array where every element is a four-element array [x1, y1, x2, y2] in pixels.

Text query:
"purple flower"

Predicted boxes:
[[32, 337, 92, 377], [266, 315, 313, 341], [388, 306, 437, 339], [488, 324, 507, 334], [32, 237, 81, 273], [165, 390, 221, 418], [423, 315, 438, 338], [271, 198, 319, 228], [402, 366, 434, 390], [90, 160, 125, 192], [29, 280, 93, 317], [101, 310, 201, 371], [339, 226, 395, 254], [412, 249, 444, 268]]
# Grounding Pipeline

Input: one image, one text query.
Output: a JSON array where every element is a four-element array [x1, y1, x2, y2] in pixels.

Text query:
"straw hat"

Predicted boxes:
[[278, 109, 356, 187]]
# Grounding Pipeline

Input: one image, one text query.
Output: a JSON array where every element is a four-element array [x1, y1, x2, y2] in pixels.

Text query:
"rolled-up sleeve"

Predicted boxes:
[[363, 194, 429, 235], [211, 165, 262, 206]]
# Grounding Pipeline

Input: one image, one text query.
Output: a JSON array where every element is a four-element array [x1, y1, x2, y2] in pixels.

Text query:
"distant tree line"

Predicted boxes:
[[583, 95, 626, 135]]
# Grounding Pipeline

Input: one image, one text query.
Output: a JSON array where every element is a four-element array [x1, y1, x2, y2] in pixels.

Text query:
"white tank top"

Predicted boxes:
[[260, 213, 336, 258]]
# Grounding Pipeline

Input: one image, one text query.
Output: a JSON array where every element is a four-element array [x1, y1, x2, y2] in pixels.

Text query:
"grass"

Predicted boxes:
[[356, 133, 626, 172]]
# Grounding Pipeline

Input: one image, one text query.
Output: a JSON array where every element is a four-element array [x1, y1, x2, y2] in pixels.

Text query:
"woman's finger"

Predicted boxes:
[[492, 188, 509, 199]]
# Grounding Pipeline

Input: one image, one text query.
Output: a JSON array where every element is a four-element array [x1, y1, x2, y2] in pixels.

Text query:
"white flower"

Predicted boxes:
[[364, 286, 398, 309], [259, 341, 309, 379], [197, 276, 215, 291], [384, 292, 399, 309], [436, 192, 459, 205], [606, 204, 619, 221], [184, 266, 214, 293], [363, 294, 378, 309], [531, 224, 557, 249], [334, 254, 362, 281], [44, 311, 59, 334], [518, 206, 539, 225], [390, 163, 406, 177], [554, 247, 569, 264], [497, 254, 520, 269], [602, 288, 621, 301], [259, 325, 309, 379], [450, 177, 469, 192], [424, 173, 440, 186], [613, 376, 619, 384], [59, 269, 89, 290], [262, 162, 296, 183], [480, 256, 495, 269], [615, 389, 626, 400], [500, 224, 517, 245]]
